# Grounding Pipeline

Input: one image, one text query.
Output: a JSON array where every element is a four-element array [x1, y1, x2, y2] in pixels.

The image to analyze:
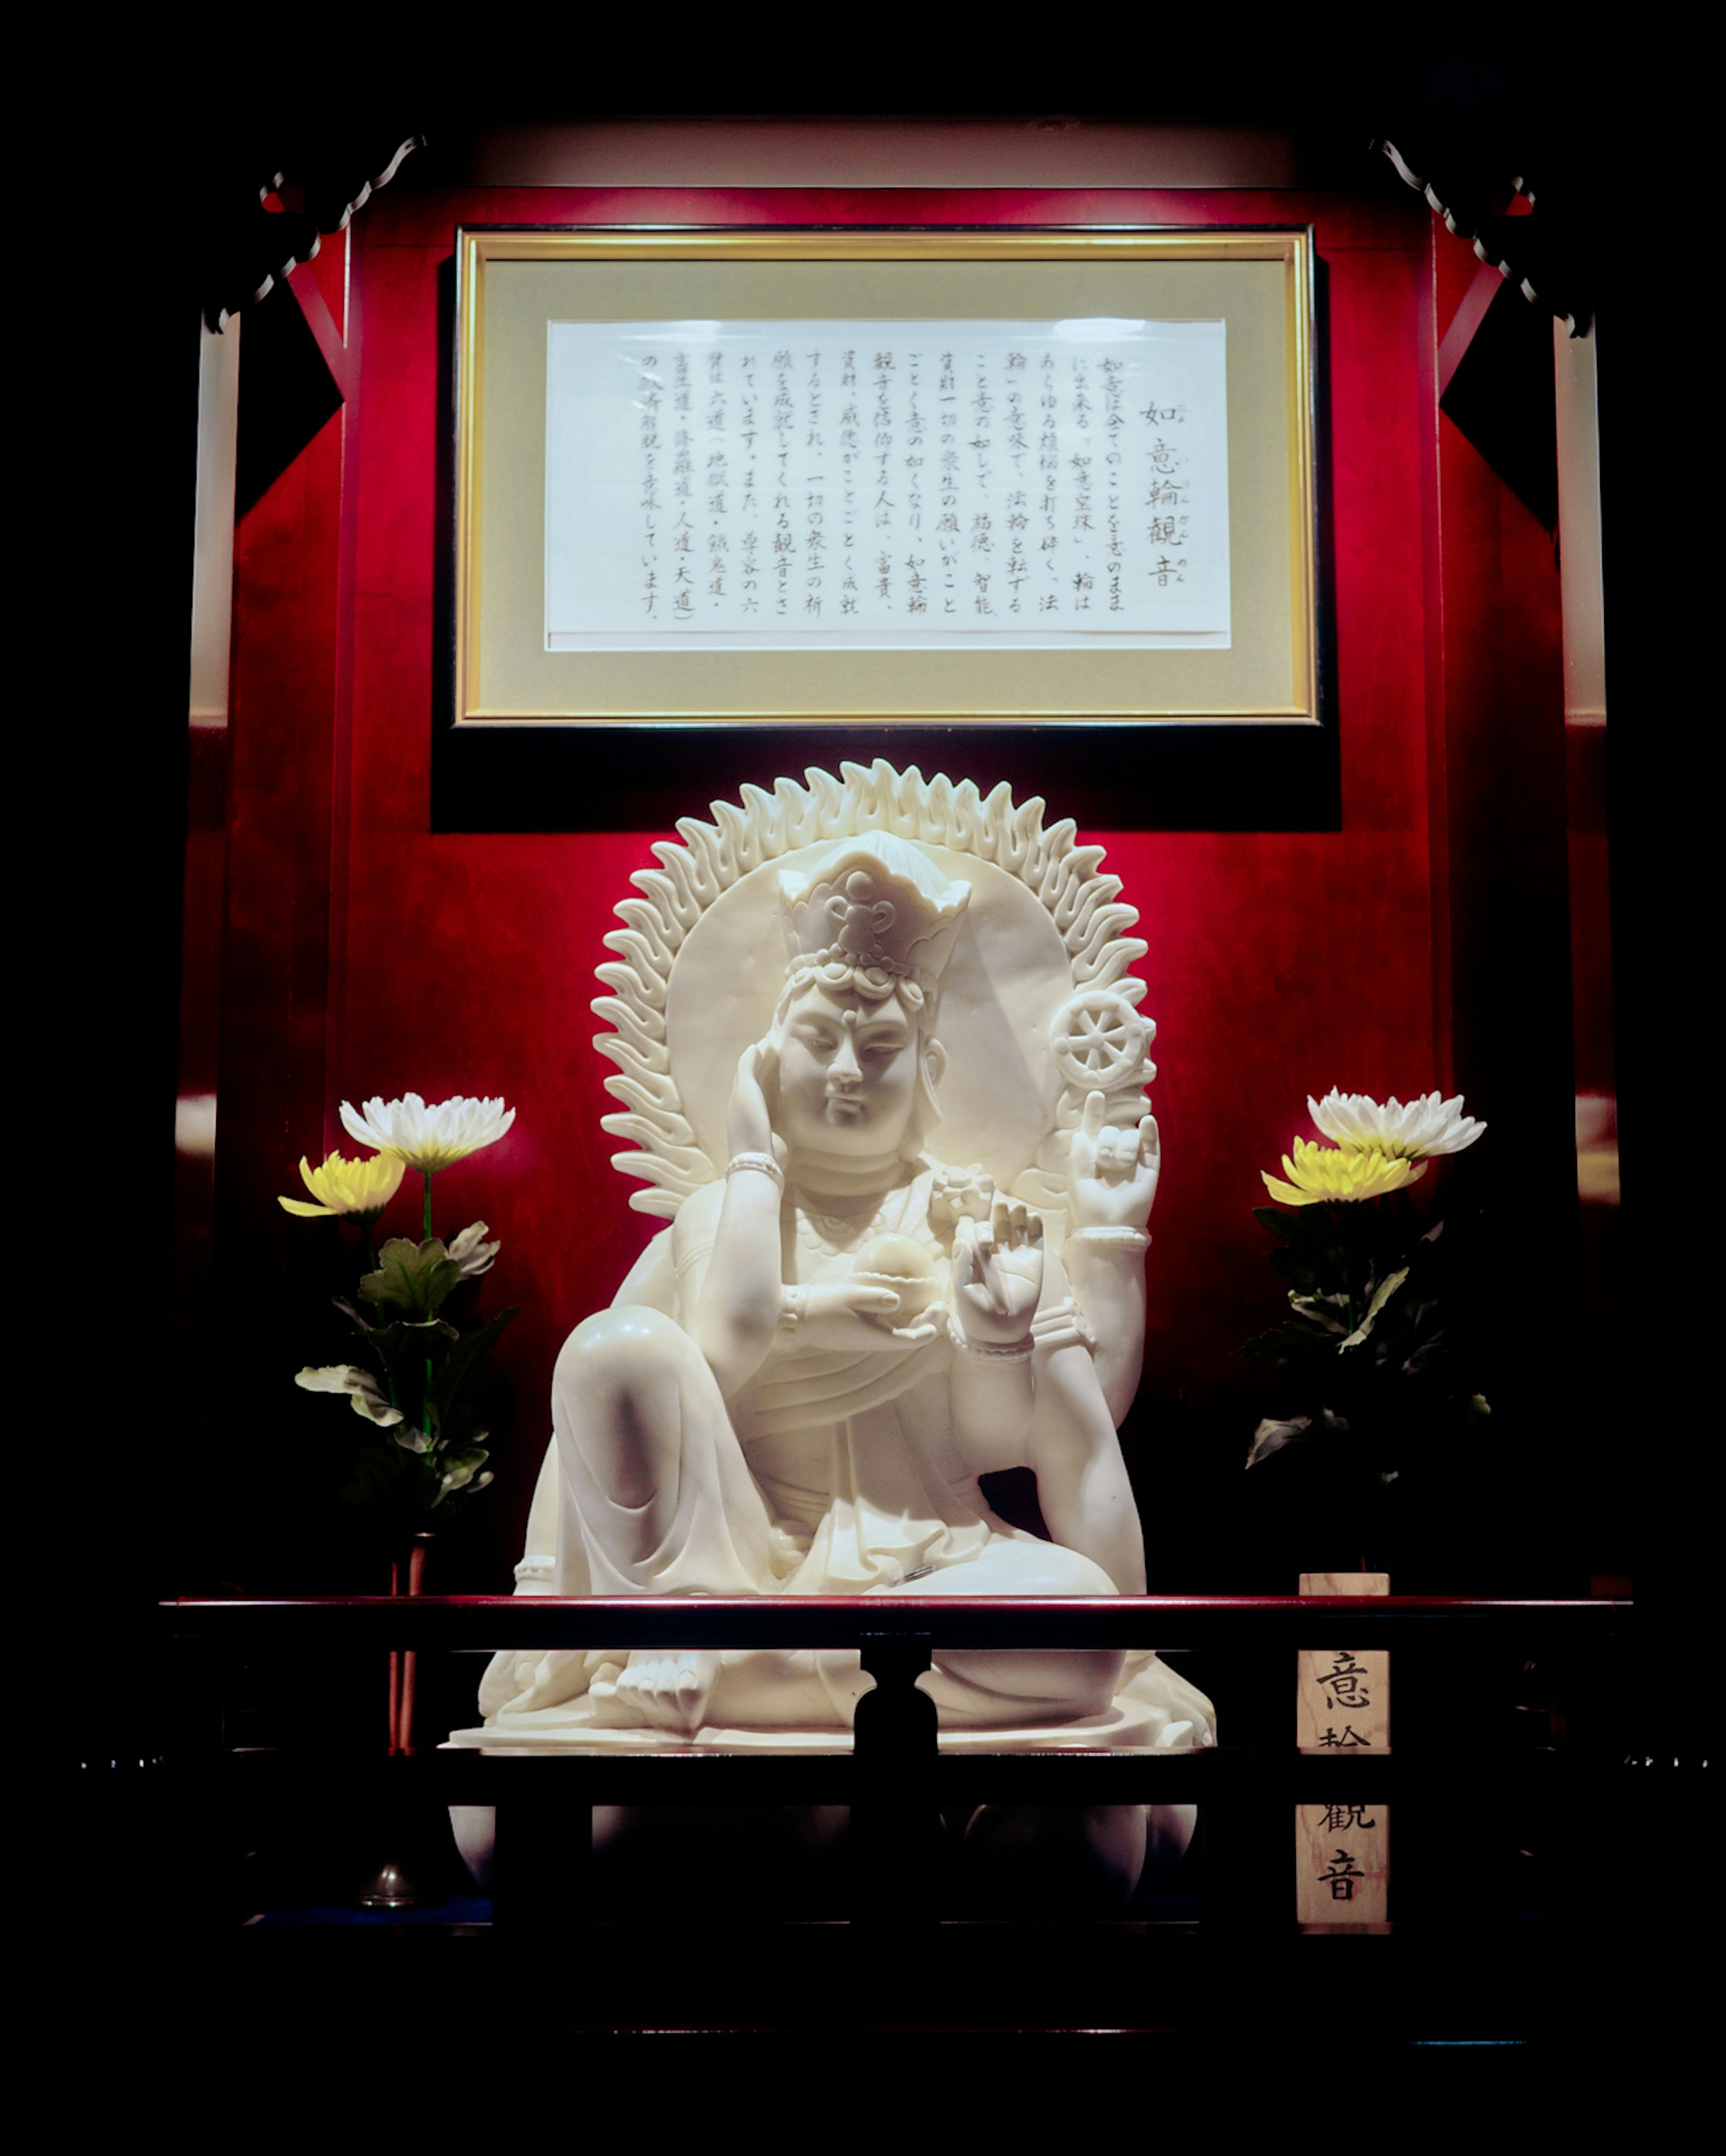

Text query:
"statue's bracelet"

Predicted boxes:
[[1067, 1224, 1150, 1255], [727, 1149, 785, 1190], [947, 1312, 1035, 1362]]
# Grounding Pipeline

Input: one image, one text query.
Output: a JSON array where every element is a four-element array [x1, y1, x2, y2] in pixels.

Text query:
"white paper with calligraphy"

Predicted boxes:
[[545, 319, 1229, 651]]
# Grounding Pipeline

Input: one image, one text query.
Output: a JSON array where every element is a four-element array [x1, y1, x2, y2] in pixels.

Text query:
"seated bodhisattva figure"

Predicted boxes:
[[456, 765, 1214, 1793]]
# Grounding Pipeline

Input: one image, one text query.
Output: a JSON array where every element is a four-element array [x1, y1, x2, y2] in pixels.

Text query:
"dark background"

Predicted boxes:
[[40, 35, 1702, 1809]]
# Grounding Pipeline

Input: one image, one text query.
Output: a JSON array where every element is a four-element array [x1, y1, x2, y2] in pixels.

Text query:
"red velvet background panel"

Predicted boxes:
[[214, 181, 1563, 1592]]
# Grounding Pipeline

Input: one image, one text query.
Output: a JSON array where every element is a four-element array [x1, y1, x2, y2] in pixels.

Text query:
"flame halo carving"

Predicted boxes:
[[592, 760, 1150, 1218]]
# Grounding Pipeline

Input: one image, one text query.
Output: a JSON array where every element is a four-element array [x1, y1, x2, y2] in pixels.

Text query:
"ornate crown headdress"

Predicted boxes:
[[593, 763, 1150, 1216], [778, 833, 970, 1011]]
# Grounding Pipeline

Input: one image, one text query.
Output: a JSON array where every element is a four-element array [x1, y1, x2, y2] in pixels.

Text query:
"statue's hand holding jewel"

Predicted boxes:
[[797, 1277, 924, 1345], [952, 1198, 1044, 1350], [1068, 1089, 1160, 1236]]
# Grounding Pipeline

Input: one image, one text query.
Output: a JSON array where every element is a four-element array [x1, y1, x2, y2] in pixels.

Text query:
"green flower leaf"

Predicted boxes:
[[1339, 1266, 1409, 1351], [359, 1237, 465, 1321], [1239, 1321, 1340, 1363], [1246, 1415, 1310, 1468], [432, 1444, 491, 1506], [1401, 1331, 1449, 1378], [294, 1364, 402, 1427], [340, 1444, 414, 1509], [1290, 1292, 1351, 1336], [428, 1304, 518, 1427]]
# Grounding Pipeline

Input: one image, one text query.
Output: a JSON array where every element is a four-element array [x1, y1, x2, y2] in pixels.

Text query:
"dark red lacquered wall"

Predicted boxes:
[[212, 182, 1569, 1593]]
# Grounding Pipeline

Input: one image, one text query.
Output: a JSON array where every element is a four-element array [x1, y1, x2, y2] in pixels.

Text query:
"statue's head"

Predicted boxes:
[[770, 835, 970, 1162]]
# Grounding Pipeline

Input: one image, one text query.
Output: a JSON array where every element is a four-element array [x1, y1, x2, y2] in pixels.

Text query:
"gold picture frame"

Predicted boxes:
[[452, 226, 1318, 728]]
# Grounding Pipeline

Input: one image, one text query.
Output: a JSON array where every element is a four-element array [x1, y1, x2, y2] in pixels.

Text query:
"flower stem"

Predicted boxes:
[[1333, 1202, 1359, 1336], [421, 1171, 436, 1424]]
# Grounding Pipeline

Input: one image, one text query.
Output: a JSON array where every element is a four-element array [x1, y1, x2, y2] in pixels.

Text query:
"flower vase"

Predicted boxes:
[[390, 1532, 434, 1753], [356, 1532, 435, 1911]]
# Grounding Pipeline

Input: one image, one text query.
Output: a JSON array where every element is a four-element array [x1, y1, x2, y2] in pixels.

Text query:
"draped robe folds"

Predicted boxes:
[[476, 1168, 1207, 1742]]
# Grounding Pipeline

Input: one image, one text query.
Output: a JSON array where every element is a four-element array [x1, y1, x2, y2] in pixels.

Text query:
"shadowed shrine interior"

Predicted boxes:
[[71, 53, 1701, 1976]]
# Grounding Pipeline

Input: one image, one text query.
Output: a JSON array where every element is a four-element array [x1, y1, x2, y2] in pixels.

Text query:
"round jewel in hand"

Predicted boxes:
[[851, 1233, 940, 1322]]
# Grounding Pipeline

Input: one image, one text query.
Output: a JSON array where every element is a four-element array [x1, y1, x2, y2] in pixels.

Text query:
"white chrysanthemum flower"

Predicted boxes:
[[295, 1365, 402, 1426], [340, 1093, 516, 1174], [447, 1221, 502, 1278], [1308, 1090, 1486, 1160]]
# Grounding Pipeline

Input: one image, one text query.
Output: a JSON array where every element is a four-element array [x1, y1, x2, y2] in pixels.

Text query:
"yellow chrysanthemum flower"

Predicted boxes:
[[1261, 1137, 1428, 1207], [279, 1150, 407, 1219]]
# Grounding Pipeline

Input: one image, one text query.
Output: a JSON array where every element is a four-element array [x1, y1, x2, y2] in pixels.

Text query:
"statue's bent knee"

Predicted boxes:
[[553, 1305, 707, 1509], [934, 1646, 1124, 1721]]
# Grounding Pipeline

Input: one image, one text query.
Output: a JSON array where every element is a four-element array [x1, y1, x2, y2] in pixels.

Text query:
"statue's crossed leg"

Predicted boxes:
[[546, 1303, 1125, 1736]]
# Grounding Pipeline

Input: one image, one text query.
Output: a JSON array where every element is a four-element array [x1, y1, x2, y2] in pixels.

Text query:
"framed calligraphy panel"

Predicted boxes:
[[449, 227, 1318, 734]]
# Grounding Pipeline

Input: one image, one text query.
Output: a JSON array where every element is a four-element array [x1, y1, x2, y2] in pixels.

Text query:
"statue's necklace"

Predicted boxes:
[[793, 1179, 915, 1253]]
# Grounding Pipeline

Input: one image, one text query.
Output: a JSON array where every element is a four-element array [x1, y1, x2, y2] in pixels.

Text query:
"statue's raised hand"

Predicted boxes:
[[952, 1198, 1044, 1349], [727, 1038, 786, 1169], [1068, 1090, 1160, 1233]]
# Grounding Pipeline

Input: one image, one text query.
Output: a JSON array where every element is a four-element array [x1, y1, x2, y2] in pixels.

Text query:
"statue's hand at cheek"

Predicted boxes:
[[1068, 1090, 1161, 1235], [952, 1198, 1045, 1350], [727, 1038, 787, 1171]]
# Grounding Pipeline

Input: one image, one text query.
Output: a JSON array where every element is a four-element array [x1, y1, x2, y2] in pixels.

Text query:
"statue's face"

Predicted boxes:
[[774, 981, 924, 1155]]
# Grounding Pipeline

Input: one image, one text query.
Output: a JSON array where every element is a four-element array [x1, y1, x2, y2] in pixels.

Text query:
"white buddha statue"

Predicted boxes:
[[451, 765, 1211, 1900]]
